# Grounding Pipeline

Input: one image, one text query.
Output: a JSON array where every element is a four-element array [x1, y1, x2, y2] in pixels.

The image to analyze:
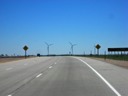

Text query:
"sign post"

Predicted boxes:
[[23, 45, 29, 59], [95, 44, 101, 55]]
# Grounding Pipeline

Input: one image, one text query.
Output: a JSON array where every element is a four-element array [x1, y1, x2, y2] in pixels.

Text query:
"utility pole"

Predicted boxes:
[[45, 42, 53, 56]]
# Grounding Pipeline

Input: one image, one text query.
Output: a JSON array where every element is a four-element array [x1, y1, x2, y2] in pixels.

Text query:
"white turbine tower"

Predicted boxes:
[[69, 42, 77, 55], [45, 42, 53, 56]]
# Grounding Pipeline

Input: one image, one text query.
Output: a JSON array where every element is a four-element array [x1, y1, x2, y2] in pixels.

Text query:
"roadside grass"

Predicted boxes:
[[85, 55, 128, 61]]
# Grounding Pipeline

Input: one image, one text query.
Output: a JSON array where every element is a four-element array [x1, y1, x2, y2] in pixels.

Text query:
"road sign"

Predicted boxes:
[[95, 44, 101, 55], [96, 44, 101, 49], [108, 48, 128, 52], [23, 45, 29, 58], [23, 45, 28, 51]]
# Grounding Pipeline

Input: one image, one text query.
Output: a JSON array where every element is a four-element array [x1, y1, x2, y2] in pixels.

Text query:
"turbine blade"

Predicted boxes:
[[45, 42, 48, 46], [69, 42, 72, 45], [49, 44, 53, 46]]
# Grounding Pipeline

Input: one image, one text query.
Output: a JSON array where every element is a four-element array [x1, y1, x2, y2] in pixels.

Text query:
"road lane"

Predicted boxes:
[[0, 57, 60, 96], [0, 56, 127, 96], [10, 57, 117, 96], [75, 57, 121, 96]]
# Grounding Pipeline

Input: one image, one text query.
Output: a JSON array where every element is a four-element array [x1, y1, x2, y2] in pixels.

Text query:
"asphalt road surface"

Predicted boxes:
[[0, 56, 128, 96]]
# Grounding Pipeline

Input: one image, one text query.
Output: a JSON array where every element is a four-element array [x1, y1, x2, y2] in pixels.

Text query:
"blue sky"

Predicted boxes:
[[0, 0, 128, 55]]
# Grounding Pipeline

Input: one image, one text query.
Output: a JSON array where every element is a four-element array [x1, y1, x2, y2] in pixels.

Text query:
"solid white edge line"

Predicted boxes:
[[36, 73, 42, 78], [75, 57, 121, 96]]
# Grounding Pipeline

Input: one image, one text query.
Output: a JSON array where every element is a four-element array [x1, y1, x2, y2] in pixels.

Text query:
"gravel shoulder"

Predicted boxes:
[[0, 57, 34, 64], [89, 57, 128, 69]]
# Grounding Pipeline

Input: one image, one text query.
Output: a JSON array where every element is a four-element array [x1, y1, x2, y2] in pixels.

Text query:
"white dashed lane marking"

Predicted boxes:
[[36, 73, 42, 78], [49, 66, 53, 69]]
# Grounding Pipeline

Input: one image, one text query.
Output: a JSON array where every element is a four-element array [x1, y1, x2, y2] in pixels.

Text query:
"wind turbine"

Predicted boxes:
[[45, 42, 53, 56], [69, 42, 77, 55]]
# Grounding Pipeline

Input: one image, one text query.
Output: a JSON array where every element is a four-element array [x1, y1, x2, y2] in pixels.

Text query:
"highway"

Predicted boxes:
[[0, 56, 128, 96]]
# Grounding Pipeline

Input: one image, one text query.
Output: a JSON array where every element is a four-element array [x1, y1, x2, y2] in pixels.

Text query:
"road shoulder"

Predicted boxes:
[[87, 57, 128, 69]]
